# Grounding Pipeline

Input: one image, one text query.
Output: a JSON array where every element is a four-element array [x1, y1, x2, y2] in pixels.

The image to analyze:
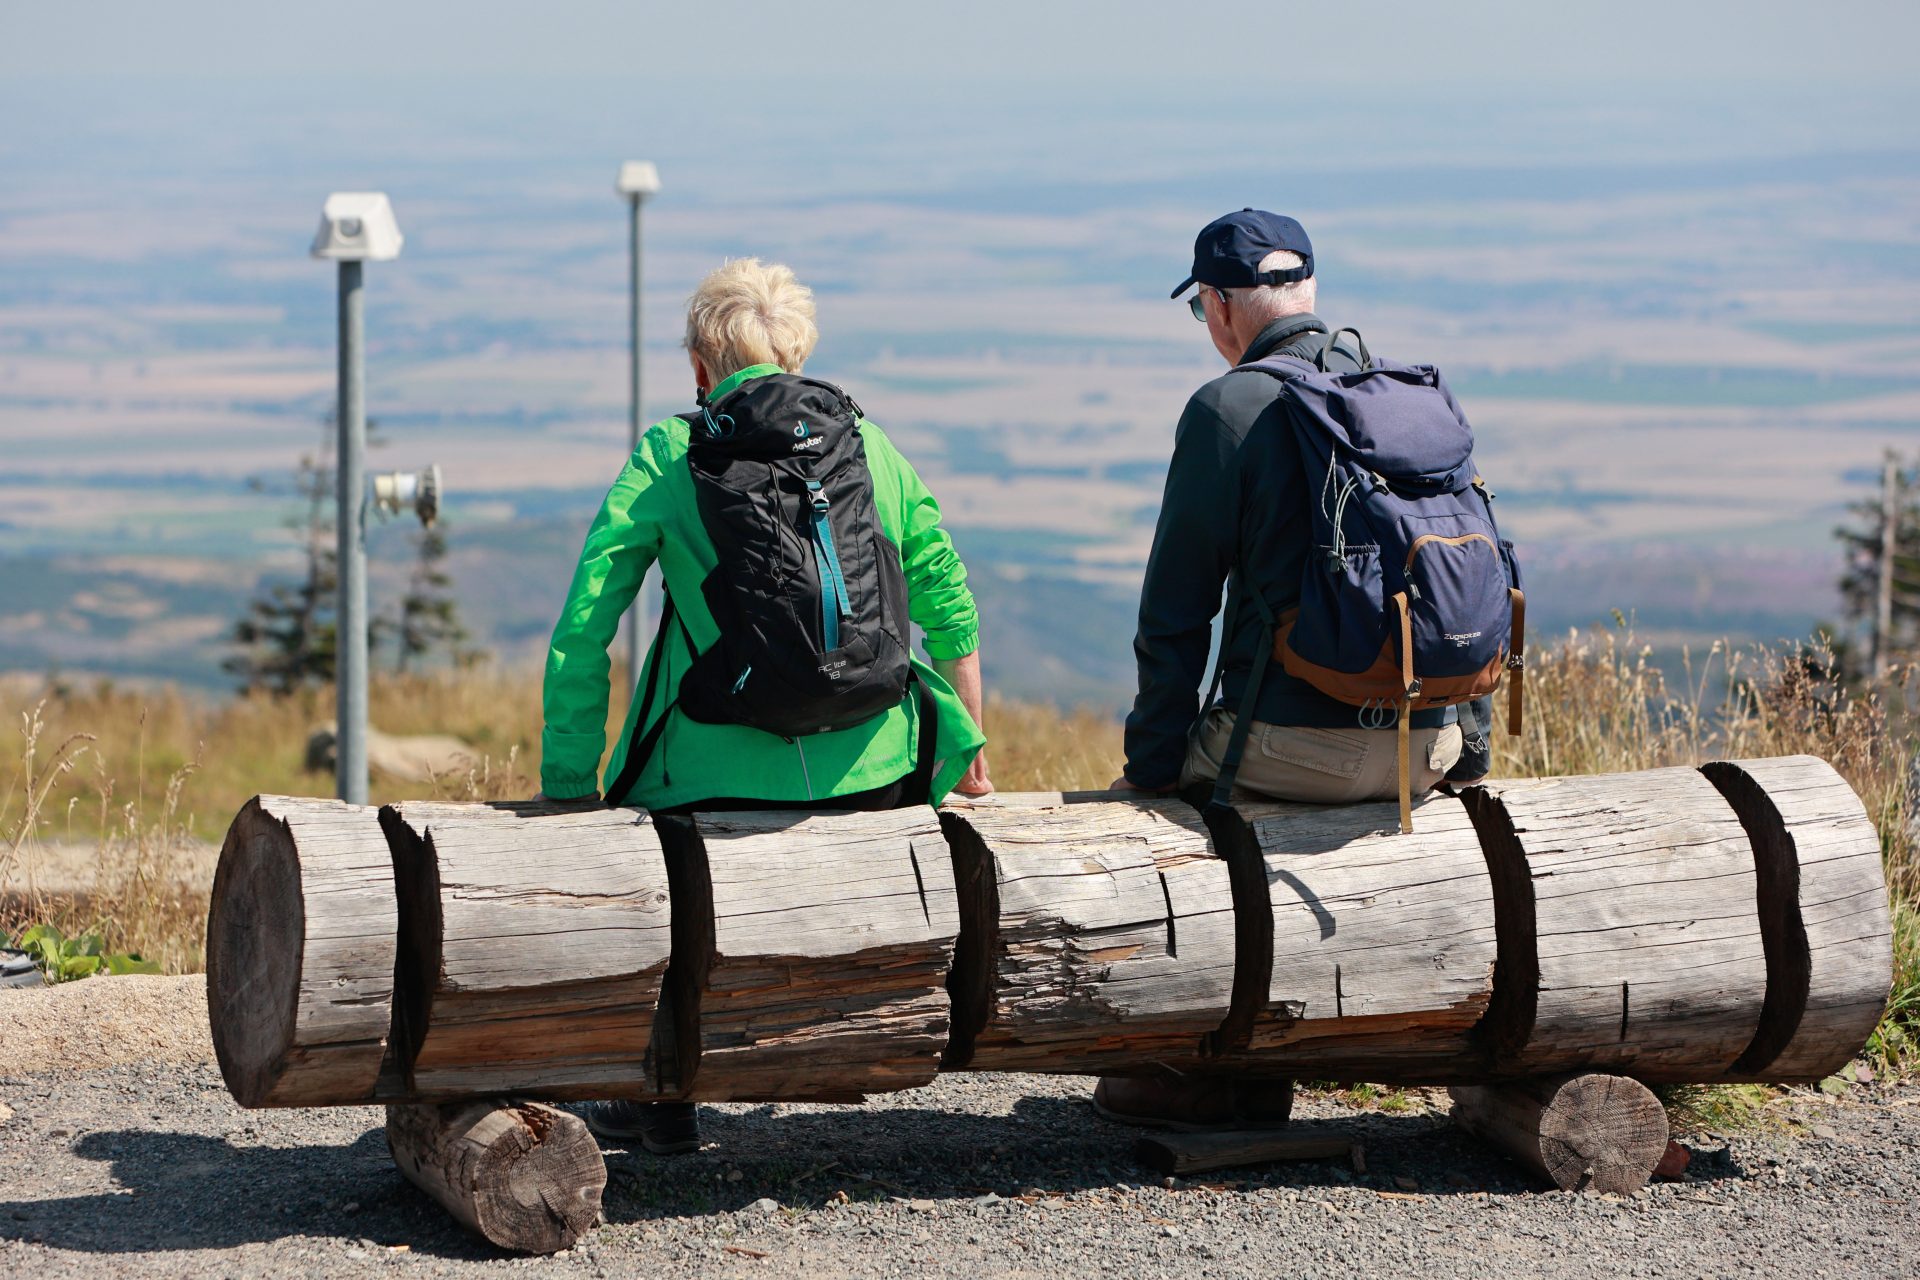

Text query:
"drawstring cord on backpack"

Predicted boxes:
[[1323, 461, 1362, 568], [699, 405, 736, 439]]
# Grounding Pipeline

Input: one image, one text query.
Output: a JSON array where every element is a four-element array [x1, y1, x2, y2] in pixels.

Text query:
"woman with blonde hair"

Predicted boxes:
[[537, 258, 990, 1151]]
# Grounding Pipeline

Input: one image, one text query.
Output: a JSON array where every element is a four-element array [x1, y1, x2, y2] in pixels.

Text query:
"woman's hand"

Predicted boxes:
[[933, 649, 993, 797], [954, 750, 994, 797], [530, 791, 600, 808]]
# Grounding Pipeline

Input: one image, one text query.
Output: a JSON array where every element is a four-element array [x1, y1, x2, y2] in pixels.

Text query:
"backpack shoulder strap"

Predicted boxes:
[[1235, 353, 1318, 380], [1320, 327, 1372, 371], [1207, 589, 1277, 812], [604, 592, 687, 806]]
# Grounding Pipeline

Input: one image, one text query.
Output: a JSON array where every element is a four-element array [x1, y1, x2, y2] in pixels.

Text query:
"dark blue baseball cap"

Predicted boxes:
[[1171, 208, 1314, 298]]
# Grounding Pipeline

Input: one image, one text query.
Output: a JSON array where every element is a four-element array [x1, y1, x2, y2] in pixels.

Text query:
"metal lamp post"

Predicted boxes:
[[311, 192, 404, 804], [616, 161, 661, 681]]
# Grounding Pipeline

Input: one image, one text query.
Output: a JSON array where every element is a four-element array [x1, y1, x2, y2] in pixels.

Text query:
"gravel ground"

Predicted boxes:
[[2, 1060, 1917, 1279], [0, 977, 211, 1076]]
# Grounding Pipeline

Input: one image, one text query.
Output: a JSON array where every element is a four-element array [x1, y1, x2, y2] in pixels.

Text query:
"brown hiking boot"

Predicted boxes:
[[1091, 1072, 1236, 1131], [1231, 1077, 1295, 1129]]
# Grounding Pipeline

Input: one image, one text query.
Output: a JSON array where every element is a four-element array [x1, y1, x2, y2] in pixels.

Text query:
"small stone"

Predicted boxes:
[[1161, 1177, 1176, 1190], [1393, 1176, 1420, 1192], [0, 1102, 12, 1126], [726, 1169, 745, 1183], [749, 1197, 779, 1213], [906, 1199, 937, 1213], [1162, 1225, 1180, 1238]]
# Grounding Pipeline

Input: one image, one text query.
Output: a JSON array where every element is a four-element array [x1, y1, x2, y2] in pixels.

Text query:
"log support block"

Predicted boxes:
[[386, 1098, 606, 1254], [206, 795, 399, 1108], [1449, 1073, 1669, 1195], [1134, 1127, 1353, 1176]]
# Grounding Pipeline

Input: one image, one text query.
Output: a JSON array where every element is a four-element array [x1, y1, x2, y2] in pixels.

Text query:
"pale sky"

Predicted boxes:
[[4, 0, 1915, 87]]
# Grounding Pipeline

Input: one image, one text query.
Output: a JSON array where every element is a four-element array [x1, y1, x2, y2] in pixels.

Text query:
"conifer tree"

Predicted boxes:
[[389, 525, 479, 673], [1834, 450, 1920, 676], [225, 420, 339, 694]]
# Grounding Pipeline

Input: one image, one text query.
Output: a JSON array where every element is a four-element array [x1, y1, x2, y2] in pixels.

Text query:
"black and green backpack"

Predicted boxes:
[[606, 372, 926, 802]]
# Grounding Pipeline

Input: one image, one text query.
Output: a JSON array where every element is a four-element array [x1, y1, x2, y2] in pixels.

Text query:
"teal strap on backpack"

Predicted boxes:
[[807, 480, 852, 650]]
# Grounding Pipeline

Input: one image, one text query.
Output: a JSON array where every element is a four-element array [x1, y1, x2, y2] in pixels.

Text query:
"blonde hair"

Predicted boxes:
[[683, 258, 819, 384], [1225, 249, 1317, 324]]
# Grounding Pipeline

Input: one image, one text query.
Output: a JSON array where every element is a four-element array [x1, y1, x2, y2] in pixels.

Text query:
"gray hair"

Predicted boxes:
[[684, 257, 819, 383], [1223, 249, 1316, 325]]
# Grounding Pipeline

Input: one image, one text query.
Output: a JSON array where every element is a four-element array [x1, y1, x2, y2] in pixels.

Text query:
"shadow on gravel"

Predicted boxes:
[[598, 1094, 1753, 1224], [0, 1128, 495, 1260], [0, 1097, 1756, 1254]]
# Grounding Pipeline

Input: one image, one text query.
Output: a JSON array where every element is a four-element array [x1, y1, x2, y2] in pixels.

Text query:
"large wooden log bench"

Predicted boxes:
[[206, 755, 1892, 1109]]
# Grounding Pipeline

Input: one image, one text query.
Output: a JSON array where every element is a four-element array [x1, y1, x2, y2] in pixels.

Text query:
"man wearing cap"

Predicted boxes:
[[1096, 209, 1489, 1129]]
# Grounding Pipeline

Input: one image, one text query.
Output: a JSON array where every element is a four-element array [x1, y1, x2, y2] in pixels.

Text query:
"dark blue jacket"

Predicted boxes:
[[1122, 313, 1489, 788]]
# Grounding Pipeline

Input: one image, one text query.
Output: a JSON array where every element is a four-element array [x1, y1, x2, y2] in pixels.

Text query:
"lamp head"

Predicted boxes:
[[615, 161, 661, 198], [312, 192, 404, 262], [371, 464, 442, 527]]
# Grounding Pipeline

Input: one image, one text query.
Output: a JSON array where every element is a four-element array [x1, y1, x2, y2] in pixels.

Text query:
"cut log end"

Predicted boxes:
[[206, 798, 305, 1109], [207, 795, 399, 1108], [1450, 1073, 1669, 1196], [386, 1100, 607, 1255]]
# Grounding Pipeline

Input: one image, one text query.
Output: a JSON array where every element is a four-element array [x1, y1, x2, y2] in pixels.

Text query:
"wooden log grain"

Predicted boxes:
[[1449, 1073, 1669, 1195], [656, 807, 959, 1102], [206, 795, 398, 1108], [1207, 794, 1499, 1082], [386, 1098, 606, 1254], [1700, 756, 1893, 1081], [939, 796, 1234, 1073], [1133, 1128, 1353, 1176], [380, 801, 673, 1100], [1464, 767, 1768, 1081]]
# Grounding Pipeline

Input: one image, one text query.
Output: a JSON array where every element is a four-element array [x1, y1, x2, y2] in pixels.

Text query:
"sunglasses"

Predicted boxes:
[[1187, 288, 1224, 322]]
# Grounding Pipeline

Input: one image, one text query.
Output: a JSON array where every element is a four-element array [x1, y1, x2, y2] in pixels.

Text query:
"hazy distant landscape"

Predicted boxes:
[[4, 74, 1917, 706]]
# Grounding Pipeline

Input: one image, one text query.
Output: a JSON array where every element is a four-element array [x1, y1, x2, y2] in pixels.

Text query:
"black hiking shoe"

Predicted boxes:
[[582, 1100, 701, 1155]]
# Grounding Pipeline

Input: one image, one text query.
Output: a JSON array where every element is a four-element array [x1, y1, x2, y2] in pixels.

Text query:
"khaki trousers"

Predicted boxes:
[[1179, 707, 1463, 805]]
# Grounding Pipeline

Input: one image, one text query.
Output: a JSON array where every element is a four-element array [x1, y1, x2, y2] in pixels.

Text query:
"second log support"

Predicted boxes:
[[1449, 1073, 1669, 1195]]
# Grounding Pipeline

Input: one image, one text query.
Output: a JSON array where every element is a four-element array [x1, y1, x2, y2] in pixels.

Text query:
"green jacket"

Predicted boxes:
[[540, 363, 984, 809]]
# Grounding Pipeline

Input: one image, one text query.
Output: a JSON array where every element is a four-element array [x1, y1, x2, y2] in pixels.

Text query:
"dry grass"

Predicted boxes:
[[3, 623, 1917, 1084]]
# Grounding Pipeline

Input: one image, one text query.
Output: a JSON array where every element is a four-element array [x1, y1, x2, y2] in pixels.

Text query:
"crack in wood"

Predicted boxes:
[[1159, 870, 1178, 960]]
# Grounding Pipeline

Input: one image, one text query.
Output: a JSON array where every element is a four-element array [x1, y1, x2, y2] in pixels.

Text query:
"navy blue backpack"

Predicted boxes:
[[1211, 329, 1525, 832]]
